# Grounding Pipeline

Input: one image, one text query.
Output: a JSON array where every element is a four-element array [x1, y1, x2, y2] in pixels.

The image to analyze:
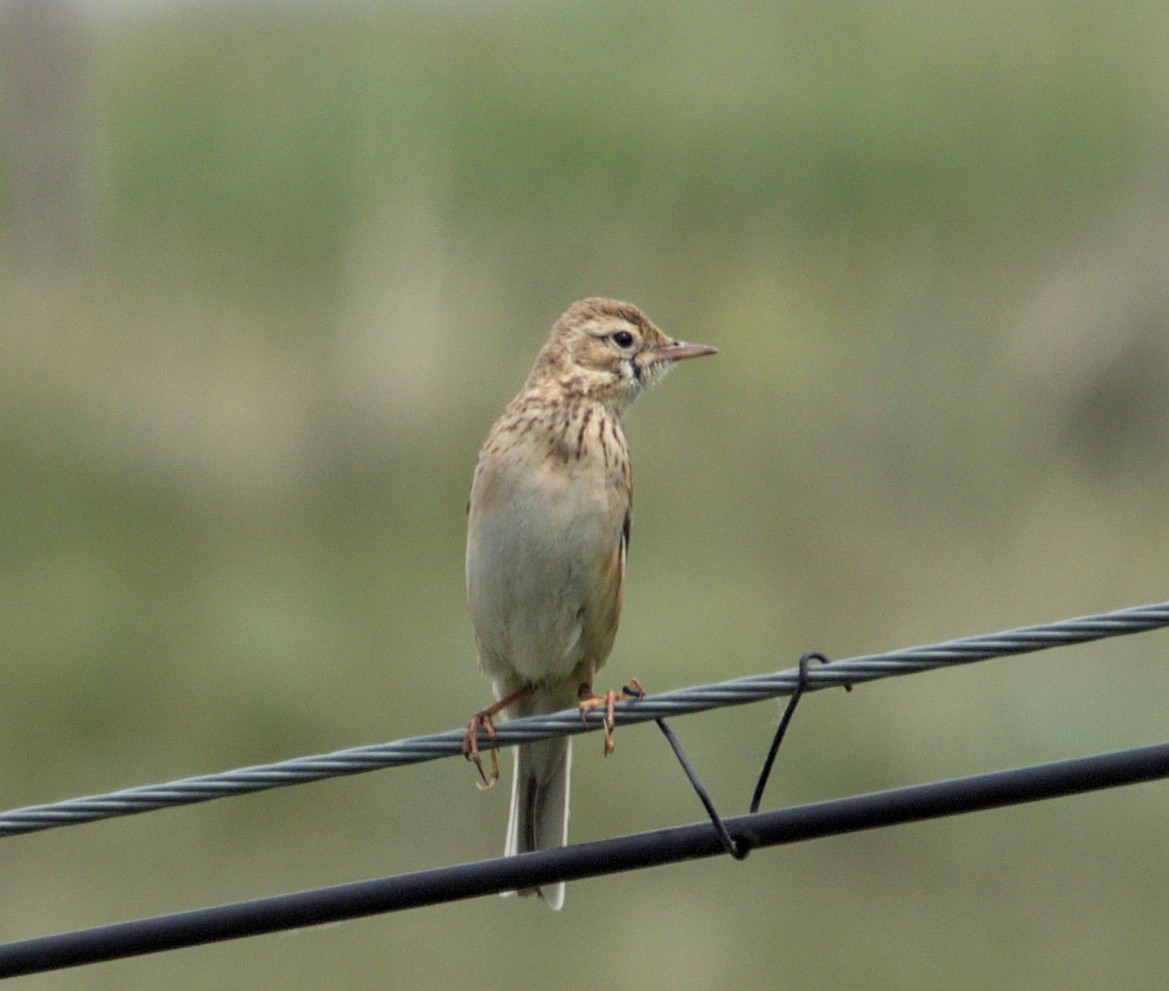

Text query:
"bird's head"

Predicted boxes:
[[529, 297, 717, 408]]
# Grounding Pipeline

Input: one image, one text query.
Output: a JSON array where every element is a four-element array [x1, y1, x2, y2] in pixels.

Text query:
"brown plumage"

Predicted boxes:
[[463, 297, 716, 909]]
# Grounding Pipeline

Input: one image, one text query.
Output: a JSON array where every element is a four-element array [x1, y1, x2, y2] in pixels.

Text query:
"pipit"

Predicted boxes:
[[463, 297, 716, 909]]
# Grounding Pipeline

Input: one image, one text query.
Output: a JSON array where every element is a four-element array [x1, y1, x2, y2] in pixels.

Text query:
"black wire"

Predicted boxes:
[[651, 654, 844, 855], [749, 652, 838, 814], [650, 716, 746, 859], [4, 740, 1169, 979]]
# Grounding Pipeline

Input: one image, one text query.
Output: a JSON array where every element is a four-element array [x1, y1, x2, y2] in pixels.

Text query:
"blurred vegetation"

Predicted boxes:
[[3, 1, 1169, 987]]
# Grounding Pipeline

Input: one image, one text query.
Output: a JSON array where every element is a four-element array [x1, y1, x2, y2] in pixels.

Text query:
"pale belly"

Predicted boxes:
[[467, 483, 620, 687]]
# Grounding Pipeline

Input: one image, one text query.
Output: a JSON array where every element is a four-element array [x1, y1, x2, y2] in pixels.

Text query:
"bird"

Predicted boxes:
[[462, 296, 716, 909]]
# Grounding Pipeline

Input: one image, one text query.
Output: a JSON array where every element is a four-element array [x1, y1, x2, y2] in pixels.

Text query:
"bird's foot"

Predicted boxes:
[[462, 684, 537, 790], [462, 710, 500, 790], [578, 679, 643, 756]]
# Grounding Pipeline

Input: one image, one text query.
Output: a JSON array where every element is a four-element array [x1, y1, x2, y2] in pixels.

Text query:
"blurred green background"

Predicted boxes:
[[4, 1, 1169, 987]]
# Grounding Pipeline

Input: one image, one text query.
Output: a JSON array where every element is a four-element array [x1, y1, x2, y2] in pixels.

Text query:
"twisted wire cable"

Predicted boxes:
[[5, 740, 1169, 977], [2, 600, 1167, 837]]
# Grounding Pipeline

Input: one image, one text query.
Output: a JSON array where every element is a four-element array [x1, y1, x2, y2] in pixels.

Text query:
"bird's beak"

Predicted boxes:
[[654, 340, 718, 363]]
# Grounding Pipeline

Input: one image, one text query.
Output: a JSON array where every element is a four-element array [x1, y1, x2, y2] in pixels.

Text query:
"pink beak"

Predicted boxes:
[[656, 340, 718, 362]]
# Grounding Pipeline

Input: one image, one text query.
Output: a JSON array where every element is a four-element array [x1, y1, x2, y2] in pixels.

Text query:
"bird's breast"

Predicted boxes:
[[466, 439, 627, 686]]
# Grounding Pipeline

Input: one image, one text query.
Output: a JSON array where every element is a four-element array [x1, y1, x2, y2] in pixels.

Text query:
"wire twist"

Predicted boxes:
[[2, 600, 1167, 837]]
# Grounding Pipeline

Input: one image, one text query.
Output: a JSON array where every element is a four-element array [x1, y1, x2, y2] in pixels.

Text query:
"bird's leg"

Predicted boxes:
[[463, 684, 535, 790], [578, 679, 643, 756], [461, 711, 499, 789]]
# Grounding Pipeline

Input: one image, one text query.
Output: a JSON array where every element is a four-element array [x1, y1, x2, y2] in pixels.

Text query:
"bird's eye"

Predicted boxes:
[[612, 331, 635, 349]]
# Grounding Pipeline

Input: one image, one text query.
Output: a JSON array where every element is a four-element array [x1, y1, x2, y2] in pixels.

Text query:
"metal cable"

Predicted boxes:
[[4, 740, 1169, 977], [2, 600, 1167, 837]]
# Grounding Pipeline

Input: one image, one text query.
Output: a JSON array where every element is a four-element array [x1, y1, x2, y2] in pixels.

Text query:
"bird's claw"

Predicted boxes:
[[579, 679, 643, 756], [462, 711, 500, 790]]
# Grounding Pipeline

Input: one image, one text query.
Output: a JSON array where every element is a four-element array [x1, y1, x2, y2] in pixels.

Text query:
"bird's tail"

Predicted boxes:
[[504, 730, 571, 910]]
